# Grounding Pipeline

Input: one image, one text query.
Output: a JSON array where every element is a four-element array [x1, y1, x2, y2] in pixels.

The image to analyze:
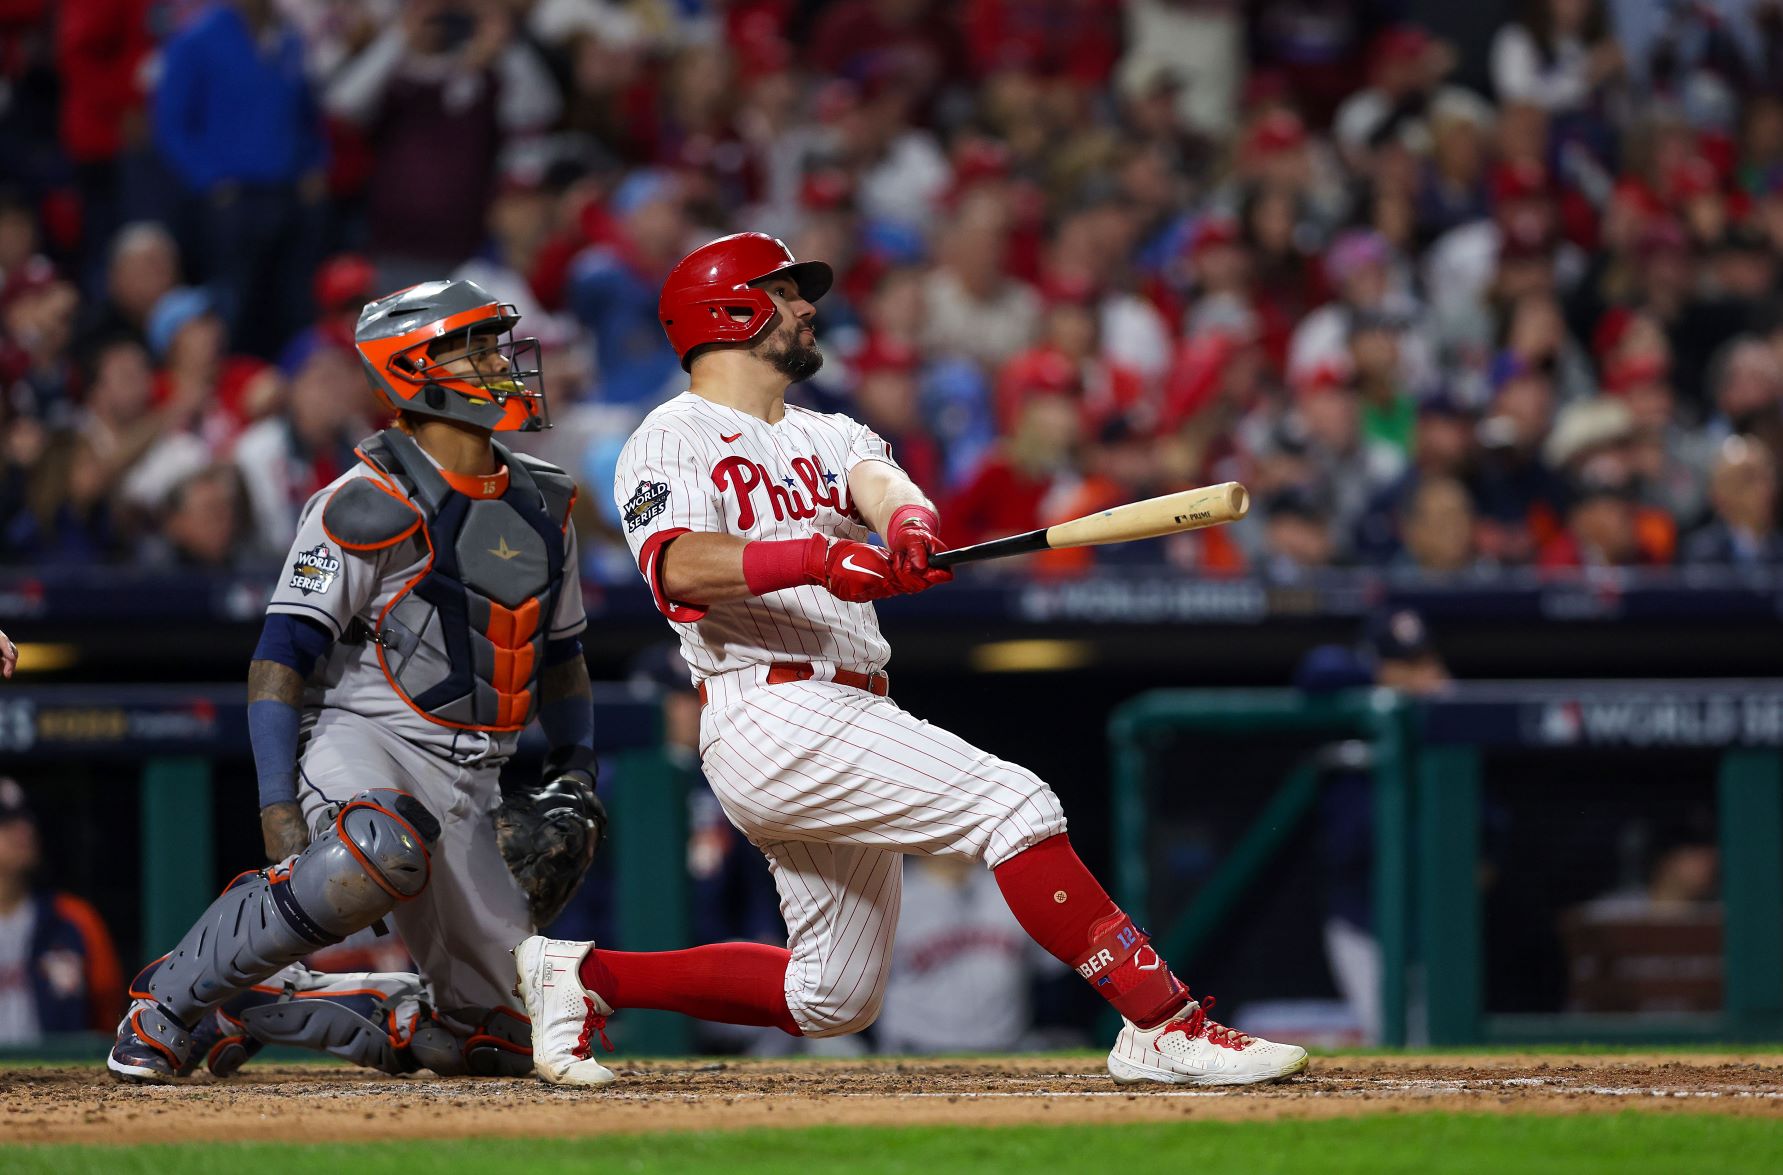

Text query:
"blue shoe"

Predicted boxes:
[[107, 1001, 192, 1084]]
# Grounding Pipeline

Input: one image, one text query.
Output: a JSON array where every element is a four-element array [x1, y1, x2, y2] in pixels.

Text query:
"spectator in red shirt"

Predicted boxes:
[[962, 0, 1119, 85], [54, 0, 152, 293], [995, 282, 1147, 437], [146, 287, 279, 448], [947, 392, 1081, 551], [1538, 468, 1674, 570]]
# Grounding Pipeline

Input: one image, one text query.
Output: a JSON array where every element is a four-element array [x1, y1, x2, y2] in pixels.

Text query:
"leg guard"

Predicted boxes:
[[210, 966, 446, 1076], [411, 1006, 534, 1077], [140, 790, 438, 1045], [1072, 912, 1190, 1029]]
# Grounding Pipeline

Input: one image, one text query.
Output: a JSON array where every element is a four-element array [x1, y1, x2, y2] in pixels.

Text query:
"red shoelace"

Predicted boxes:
[[1163, 996, 1254, 1052], [573, 997, 614, 1059]]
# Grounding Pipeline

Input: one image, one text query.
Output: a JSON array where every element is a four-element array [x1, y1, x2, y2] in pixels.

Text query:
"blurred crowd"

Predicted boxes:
[[3, 0, 1783, 580]]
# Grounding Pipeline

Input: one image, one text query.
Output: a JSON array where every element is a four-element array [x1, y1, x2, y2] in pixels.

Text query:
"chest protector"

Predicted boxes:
[[321, 428, 577, 732]]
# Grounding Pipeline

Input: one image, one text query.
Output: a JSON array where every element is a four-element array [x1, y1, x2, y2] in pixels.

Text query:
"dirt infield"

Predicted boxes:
[[6, 1053, 1782, 1145]]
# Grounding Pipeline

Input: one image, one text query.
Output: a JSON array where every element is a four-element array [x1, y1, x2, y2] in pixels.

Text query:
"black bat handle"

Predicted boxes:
[[928, 527, 1050, 570]]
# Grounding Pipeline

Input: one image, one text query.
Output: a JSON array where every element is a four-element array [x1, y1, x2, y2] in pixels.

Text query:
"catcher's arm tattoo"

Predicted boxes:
[[249, 658, 306, 706], [539, 654, 594, 705], [250, 659, 312, 862]]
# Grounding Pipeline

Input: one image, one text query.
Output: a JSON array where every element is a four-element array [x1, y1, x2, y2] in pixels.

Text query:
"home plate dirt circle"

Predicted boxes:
[[8, 1054, 1783, 1145]]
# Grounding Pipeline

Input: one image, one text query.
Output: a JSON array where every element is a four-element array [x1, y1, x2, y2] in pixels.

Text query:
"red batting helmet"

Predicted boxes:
[[658, 233, 833, 371]]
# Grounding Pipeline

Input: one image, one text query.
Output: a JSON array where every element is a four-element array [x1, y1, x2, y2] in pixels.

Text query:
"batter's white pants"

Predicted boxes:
[[296, 708, 533, 1016], [698, 671, 1068, 1037]]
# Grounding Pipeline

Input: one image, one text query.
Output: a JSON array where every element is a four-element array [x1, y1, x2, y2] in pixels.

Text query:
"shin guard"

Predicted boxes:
[[139, 790, 438, 1041], [1072, 912, 1191, 1029]]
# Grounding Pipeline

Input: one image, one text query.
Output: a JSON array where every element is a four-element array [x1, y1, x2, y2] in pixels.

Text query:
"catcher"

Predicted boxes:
[[108, 280, 605, 1081]]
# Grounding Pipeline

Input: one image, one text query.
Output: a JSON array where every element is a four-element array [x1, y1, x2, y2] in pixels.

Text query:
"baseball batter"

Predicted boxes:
[[514, 234, 1308, 1087], [109, 281, 605, 1082]]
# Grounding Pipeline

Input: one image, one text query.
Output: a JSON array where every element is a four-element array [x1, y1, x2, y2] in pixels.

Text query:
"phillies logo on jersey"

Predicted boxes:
[[712, 455, 852, 530]]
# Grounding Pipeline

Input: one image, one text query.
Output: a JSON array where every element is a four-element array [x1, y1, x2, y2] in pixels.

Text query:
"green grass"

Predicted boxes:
[[8, 1115, 1783, 1175]]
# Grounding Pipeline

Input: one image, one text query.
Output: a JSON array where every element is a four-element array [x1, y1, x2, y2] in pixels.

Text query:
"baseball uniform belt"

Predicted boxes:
[[698, 663, 889, 707]]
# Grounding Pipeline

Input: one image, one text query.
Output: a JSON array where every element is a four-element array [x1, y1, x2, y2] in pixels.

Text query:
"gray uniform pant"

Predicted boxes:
[[296, 709, 531, 1014]]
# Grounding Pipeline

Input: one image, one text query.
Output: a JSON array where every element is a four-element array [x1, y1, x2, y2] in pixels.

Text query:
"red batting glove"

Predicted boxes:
[[886, 504, 954, 594], [810, 537, 900, 602]]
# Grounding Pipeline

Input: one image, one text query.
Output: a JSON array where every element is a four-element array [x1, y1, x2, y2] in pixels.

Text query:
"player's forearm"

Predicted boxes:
[[247, 615, 331, 809], [537, 642, 595, 753], [659, 532, 757, 604], [849, 461, 936, 538], [247, 659, 307, 808]]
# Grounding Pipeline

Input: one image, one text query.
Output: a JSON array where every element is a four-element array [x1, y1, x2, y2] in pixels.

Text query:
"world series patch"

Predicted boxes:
[[289, 543, 341, 596], [623, 479, 670, 532]]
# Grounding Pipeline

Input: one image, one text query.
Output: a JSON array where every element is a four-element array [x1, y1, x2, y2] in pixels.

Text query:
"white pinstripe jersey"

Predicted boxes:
[[615, 391, 899, 681]]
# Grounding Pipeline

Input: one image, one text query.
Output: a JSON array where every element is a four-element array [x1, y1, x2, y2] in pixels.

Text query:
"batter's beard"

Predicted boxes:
[[761, 330, 824, 383]]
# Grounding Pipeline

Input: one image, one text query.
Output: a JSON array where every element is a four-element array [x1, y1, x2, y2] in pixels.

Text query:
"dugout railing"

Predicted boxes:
[[1109, 682, 1783, 1047], [0, 682, 697, 1059]]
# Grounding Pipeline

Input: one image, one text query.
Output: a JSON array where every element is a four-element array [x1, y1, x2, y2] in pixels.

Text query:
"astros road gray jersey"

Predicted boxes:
[[267, 437, 587, 1011]]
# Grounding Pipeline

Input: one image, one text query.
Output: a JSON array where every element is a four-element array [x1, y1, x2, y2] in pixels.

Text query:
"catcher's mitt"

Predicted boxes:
[[495, 746, 607, 928]]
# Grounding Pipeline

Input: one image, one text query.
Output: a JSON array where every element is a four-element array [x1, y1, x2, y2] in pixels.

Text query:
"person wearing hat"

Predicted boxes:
[[565, 170, 694, 405], [1293, 610, 1451, 1042], [0, 257, 80, 422], [1470, 360, 1566, 564], [1288, 228, 1433, 397], [1352, 384, 1482, 562], [276, 253, 378, 376], [1537, 460, 1675, 568], [145, 286, 282, 446], [1260, 484, 1338, 579], [0, 778, 125, 1044]]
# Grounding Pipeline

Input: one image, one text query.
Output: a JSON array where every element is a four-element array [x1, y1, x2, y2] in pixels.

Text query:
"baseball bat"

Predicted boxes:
[[929, 482, 1250, 570]]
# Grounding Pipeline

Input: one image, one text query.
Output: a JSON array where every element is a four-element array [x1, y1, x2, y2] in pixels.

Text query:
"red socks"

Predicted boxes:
[[577, 943, 803, 1036], [994, 834, 1190, 1029], [574, 838, 1185, 1037]]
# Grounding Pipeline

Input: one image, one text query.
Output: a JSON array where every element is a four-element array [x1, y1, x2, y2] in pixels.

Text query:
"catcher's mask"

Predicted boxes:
[[355, 279, 548, 433]]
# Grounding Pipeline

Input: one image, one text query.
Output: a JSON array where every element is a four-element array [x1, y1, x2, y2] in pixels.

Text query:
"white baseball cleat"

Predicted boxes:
[[1107, 996, 1309, 1087], [512, 936, 618, 1087]]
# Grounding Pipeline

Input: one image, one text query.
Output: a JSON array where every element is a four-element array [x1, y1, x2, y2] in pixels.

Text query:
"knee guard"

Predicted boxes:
[[143, 790, 438, 1027], [411, 1005, 533, 1077]]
